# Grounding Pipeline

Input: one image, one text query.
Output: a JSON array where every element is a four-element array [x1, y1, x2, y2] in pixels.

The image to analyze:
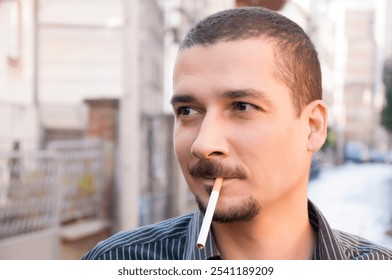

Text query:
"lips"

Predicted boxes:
[[198, 177, 234, 189], [199, 177, 215, 186]]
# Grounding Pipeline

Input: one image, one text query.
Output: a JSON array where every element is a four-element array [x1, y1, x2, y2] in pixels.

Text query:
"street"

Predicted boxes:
[[309, 163, 392, 249]]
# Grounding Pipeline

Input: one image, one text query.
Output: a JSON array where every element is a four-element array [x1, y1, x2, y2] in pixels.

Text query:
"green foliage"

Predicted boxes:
[[78, 174, 96, 194], [382, 60, 392, 133], [383, 59, 392, 89], [381, 88, 392, 133]]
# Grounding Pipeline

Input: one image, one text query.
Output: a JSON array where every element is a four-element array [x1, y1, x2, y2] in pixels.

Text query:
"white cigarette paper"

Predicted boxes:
[[196, 177, 223, 249]]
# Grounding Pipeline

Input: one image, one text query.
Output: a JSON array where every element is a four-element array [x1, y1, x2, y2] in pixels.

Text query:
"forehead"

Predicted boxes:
[[174, 38, 276, 77], [173, 39, 291, 102]]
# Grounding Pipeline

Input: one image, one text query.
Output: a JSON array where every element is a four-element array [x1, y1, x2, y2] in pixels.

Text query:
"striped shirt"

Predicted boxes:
[[82, 200, 392, 260]]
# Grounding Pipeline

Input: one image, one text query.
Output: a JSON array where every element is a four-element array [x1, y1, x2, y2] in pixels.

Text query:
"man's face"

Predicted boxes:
[[172, 38, 312, 223]]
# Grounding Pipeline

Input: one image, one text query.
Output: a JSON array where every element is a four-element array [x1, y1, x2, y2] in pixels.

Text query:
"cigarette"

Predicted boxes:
[[196, 176, 223, 249]]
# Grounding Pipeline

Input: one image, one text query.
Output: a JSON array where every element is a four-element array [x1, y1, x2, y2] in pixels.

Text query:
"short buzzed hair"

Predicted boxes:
[[179, 7, 322, 116]]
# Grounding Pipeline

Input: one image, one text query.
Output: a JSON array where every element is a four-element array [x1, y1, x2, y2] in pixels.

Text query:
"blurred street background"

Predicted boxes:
[[0, 0, 392, 259]]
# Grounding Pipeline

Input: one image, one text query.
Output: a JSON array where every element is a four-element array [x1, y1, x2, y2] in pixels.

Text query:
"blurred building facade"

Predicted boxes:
[[281, 0, 392, 163], [0, 0, 169, 259], [0, 0, 41, 151], [317, 0, 391, 160]]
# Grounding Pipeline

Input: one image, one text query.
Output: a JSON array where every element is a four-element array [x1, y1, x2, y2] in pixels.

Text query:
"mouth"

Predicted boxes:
[[198, 177, 225, 195], [199, 177, 216, 186], [198, 176, 235, 190]]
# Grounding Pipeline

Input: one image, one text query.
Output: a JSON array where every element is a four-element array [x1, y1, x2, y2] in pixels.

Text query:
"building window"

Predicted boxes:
[[5, 0, 22, 67]]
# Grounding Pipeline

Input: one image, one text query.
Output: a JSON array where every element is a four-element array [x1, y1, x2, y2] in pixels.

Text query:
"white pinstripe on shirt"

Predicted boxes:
[[82, 200, 392, 260]]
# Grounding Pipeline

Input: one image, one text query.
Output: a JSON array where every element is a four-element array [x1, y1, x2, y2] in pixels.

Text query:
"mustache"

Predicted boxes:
[[189, 160, 247, 179]]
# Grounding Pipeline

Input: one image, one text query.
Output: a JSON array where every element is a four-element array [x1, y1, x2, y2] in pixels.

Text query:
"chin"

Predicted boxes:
[[196, 195, 261, 224]]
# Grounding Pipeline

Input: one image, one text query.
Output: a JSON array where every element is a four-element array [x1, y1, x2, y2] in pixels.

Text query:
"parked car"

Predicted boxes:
[[385, 151, 392, 164], [369, 149, 387, 163], [343, 142, 369, 163]]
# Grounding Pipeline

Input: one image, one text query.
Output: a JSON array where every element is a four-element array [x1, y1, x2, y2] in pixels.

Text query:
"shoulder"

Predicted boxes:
[[334, 230, 392, 260], [82, 213, 194, 260]]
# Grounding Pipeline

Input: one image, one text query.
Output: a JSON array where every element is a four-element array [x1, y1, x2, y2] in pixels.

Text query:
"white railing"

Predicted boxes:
[[0, 139, 104, 240]]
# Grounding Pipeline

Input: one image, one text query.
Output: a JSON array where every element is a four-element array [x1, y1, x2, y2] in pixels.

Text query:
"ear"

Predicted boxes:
[[303, 100, 328, 152]]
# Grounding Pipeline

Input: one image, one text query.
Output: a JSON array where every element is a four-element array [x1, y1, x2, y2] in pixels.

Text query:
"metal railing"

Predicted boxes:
[[0, 139, 104, 239]]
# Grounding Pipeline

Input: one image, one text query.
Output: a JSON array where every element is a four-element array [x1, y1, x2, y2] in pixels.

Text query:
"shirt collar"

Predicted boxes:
[[184, 210, 221, 260], [308, 200, 348, 260], [185, 200, 348, 260]]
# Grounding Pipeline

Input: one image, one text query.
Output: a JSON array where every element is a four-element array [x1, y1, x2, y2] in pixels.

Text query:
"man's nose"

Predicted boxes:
[[191, 114, 230, 160]]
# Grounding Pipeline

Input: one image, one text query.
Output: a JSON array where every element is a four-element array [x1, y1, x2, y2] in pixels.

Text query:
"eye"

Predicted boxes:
[[234, 102, 254, 111], [175, 106, 197, 116]]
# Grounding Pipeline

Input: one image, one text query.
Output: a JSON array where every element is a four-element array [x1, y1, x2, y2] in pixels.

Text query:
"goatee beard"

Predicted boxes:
[[196, 195, 261, 223]]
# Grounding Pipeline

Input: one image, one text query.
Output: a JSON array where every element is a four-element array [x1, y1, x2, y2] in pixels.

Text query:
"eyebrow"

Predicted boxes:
[[218, 88, 271, 102], [170, 88, 272, 106], [170, 94, 196, 105]]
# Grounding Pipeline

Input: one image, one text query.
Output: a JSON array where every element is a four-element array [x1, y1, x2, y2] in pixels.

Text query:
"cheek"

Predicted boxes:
[[245, 122, 306, 179], [173, 127, 195, 164], [238, 124, 284, 158]]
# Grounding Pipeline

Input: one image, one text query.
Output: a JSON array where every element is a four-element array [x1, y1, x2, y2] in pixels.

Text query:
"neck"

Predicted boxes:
[[211, 197, 316, 260]]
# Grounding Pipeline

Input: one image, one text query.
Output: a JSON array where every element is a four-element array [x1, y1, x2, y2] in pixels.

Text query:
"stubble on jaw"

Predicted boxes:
[[195, 195, 261, 224]]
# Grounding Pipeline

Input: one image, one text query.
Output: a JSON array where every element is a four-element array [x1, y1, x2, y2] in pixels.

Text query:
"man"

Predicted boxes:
[[83, 7, 392, 260]]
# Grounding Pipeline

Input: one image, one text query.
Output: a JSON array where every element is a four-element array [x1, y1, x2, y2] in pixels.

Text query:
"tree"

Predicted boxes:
[[381, 59, 392, 134]]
